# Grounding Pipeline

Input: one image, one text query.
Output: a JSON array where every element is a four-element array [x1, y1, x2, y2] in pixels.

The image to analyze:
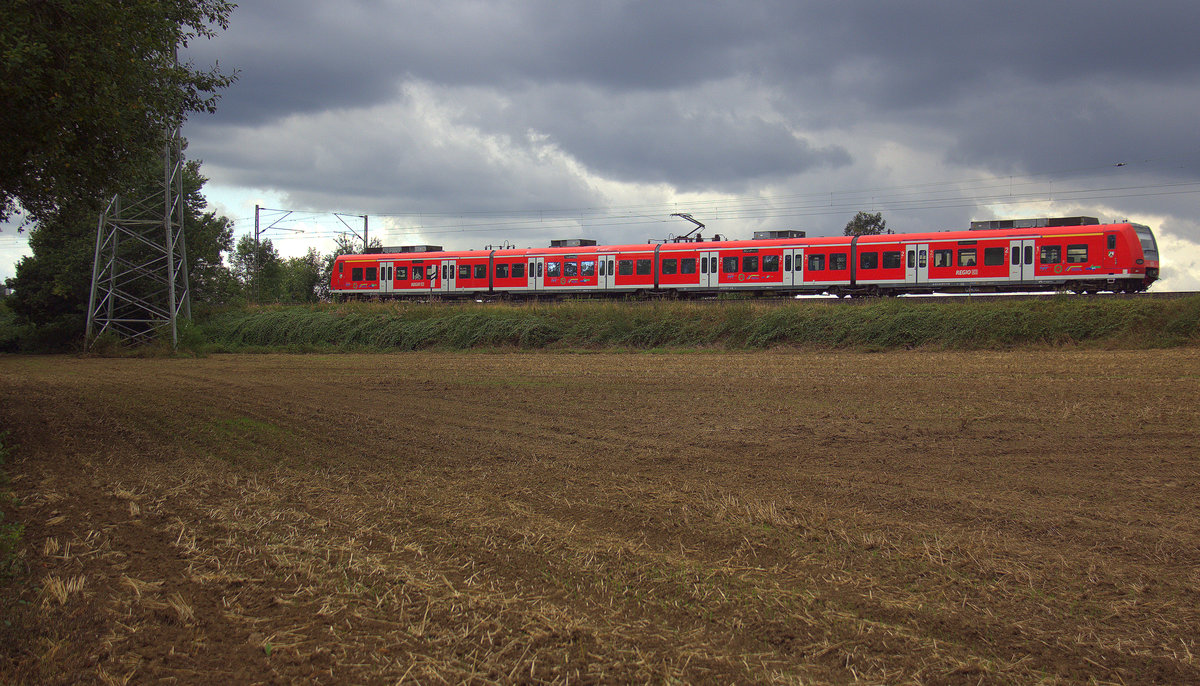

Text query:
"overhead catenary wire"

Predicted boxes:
[[242, 177, 1200, 244], [5, 156, 1200, 249]]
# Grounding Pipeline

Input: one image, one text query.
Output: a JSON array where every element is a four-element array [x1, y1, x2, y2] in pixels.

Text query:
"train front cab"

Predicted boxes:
[[1130, 223, 1160, 290], [1024, 223, 1158, 293]]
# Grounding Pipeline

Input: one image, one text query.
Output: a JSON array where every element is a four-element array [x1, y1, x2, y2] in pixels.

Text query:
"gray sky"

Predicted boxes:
[[4, 0, 1200, 288]]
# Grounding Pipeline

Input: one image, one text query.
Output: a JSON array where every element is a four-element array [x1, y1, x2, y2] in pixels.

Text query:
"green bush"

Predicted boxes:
[[194, 296, 1200, 353]]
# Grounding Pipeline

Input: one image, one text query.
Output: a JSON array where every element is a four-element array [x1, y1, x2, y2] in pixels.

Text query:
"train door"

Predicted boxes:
[[597, 254, 612, 291], [529, 257, 544, 291], [1103, 232, 1118, 270], [699, 250, 718, 289], [906, 243, 929, 285], [1009, 239, 1035, 283], [785, 248, 803, 287], [439, 259, 455, 293], [378, 261, 394, 294]]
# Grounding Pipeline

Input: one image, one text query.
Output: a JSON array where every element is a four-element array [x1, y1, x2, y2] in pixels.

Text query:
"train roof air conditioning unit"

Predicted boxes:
[[753, 230, 807, 240], [388, 245, 443, 253], [970, 216, 1098, 230]]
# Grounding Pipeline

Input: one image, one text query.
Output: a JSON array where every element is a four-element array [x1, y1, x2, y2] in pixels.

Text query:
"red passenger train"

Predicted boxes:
[[330, 217, 1160, 298]]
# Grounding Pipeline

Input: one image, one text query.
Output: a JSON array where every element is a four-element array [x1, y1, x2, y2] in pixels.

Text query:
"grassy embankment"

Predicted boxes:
[[197, 295, 1200, 352]]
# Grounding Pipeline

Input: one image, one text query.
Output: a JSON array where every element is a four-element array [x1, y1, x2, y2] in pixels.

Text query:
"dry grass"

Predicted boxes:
[[2, 350, 1199, 684]]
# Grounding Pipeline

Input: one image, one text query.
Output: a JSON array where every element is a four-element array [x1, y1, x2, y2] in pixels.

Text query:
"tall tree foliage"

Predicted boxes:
[[231, 234, 283, 301], [280, 248, 325, 303], [0, 0, 236, 225]]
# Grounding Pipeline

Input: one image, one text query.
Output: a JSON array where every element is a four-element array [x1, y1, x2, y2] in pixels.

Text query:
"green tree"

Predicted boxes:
[[0, 0, 236, 225], [279, 248, 324, 303], [231, 234, 283, 301], [5, 202, 96, 342], [844, 211, 889, 236]]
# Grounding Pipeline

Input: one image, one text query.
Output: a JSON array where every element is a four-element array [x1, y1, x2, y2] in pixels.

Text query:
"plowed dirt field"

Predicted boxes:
[[1, 350, 1198, 684]]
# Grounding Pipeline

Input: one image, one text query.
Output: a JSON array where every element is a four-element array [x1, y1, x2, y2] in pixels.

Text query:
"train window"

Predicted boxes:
[[636, 259, 652, 275], [1011, 249, 1020, 266], [496, 263, 509, 279], [933, 250, 952, 268], [1107, 234, 1117, 250], [957, 249, 976, 267], [581, 260, 595, 276], [831, 253, 847, 270], [859, 252, 878, 270], [352, 267, 363, 281], [983, 247, 1004, 266], [564, 261, 578, 277], [617, 260, 633, 276], [661, 259, 678, 275], [882, 251, 902, 269], [919, 250, 927, 268], [338, 262, 344, 274], [681, 258, 697, 274], [538, 262, 543, 277], [513, 263, 525, 278], [1040, 245, 1061, 264], [365, 267, 378, 281], [412, 265, 425, 280], [709, 257, 717, 273], [808, 254, 825, 271], [785, 254, 793, 272], [1024, 246, 1033, 264], [1136, 225, 1159, 261], [742, 255, 759, 272], [700, 258, 708, 274], [1066, 245, 1088, 263], [475, 264, 487, 279], [399, 266, 410, 280], [722, 256, 739, 273], [763, 254, 779, 272], [458, 265, 470, 279], [609, 260, 615, 275], [907, 251, 915, 269], [547, 261, 561, 277]]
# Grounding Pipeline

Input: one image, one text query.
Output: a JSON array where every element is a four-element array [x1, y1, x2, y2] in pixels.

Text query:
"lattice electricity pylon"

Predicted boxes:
[[86, 134, 191, 348]]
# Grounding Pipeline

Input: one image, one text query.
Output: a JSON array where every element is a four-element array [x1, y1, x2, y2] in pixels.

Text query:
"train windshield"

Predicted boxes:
[[1133, 224, 1159, 262]]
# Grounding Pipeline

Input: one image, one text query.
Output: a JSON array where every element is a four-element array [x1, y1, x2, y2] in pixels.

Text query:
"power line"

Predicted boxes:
[[234, 177, 1200, 243]]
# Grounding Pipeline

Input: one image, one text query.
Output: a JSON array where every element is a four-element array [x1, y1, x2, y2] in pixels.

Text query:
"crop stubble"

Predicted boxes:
[[1, 349, 1198, 684]]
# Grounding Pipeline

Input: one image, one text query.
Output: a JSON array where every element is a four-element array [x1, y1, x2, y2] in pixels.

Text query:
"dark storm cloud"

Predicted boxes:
[[193, 1, 1200, 115], [508, 88, 851, 190], [760, 2, 1200, 106], [186, 0, 764, 125], [753, 2, 1200, 178]]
